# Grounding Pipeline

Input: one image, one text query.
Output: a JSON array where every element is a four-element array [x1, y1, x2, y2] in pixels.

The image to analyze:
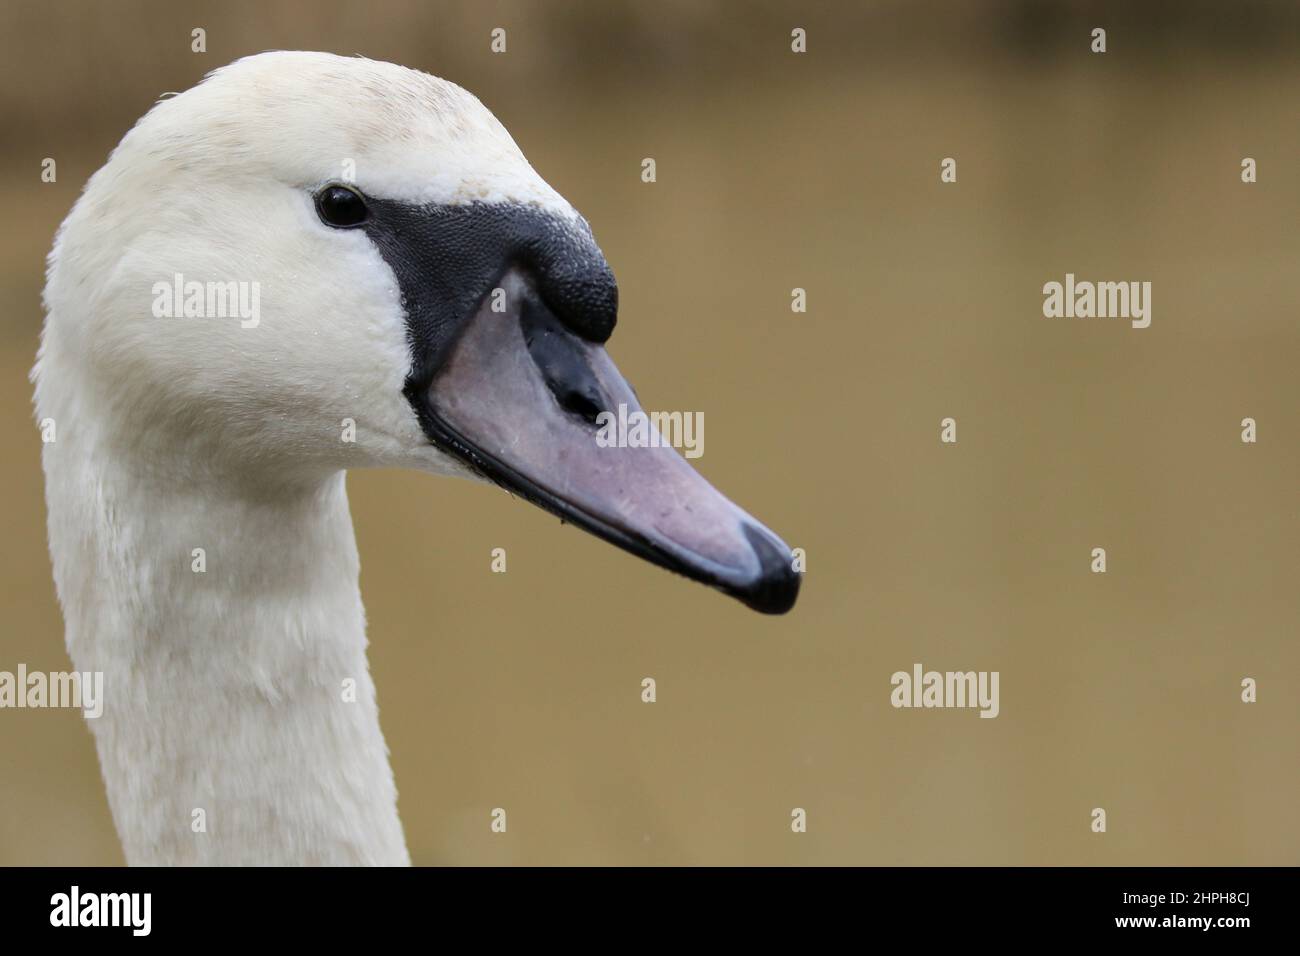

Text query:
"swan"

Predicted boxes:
[[33, 51, 799, 866]]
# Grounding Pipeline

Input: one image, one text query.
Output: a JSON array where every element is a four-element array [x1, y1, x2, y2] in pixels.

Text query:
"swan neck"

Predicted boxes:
[[44, 443, 410, 865]]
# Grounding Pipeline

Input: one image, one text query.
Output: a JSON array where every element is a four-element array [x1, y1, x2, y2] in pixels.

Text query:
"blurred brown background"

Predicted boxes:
[[1, 0, 1297, 865]]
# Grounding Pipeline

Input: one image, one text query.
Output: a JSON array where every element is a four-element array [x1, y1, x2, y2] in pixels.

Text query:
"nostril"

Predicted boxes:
[[520, 287, 612, 428], [558, 386, 604, 425]]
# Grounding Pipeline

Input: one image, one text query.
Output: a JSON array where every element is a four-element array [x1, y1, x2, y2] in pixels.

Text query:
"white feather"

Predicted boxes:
[[34, 51, 571, 865]]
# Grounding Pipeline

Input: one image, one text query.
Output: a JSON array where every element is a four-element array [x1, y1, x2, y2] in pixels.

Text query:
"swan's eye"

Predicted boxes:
[[315, 185, 368, 228]]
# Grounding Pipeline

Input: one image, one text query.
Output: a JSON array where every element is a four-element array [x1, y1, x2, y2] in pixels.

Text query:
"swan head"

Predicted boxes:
[[41, 51, 800, 614]]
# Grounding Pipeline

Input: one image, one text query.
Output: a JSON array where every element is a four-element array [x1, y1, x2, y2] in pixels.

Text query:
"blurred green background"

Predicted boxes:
[[1, 0, 1297, 864]]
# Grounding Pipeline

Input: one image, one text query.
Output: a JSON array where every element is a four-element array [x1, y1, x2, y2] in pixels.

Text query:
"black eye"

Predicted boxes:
[[315, 185, 368, 228]]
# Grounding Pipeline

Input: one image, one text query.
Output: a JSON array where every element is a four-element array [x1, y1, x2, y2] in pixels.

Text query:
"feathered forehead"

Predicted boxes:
[[124, 51, 572, 212]]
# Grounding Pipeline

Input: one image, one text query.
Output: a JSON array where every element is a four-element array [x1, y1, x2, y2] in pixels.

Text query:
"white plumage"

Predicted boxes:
[[36, 50, 799, 866], [34, 52, 574, 866]]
